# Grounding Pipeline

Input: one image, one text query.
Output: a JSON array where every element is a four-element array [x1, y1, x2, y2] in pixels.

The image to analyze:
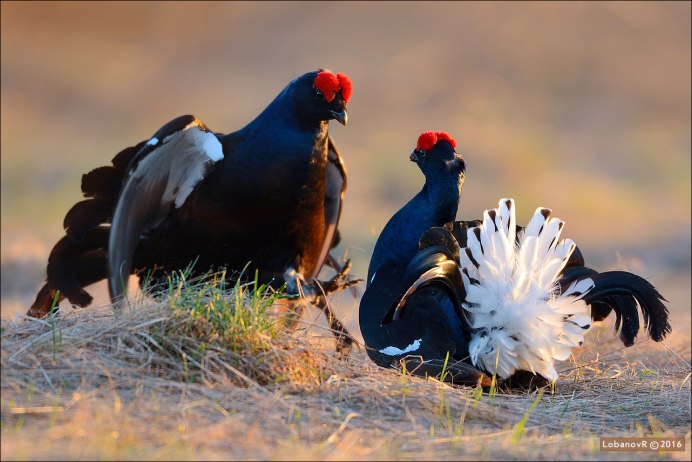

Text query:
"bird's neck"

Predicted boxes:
[[246, 88, 322, 133], [421, 175, 463, 215], [367, 175, 462, 283], [230, 92, 329, 165]]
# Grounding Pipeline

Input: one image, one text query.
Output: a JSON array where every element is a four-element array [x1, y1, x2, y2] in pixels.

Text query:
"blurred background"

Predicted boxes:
[[2, 2, 690, 342]]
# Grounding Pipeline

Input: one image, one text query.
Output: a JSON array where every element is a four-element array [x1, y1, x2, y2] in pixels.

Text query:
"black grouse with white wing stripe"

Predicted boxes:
[[30, 70, 355, 348], [360, 130, 671, 387]]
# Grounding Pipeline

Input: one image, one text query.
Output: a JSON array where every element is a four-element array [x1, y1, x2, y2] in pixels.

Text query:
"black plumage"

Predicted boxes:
[[360, 130, 671, 386], [359, 131, 488, 384], [30, 70, 357, 347]]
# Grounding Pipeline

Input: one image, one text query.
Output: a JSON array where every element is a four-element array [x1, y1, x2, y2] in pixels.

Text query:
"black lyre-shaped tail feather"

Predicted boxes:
[[29, 226, 110, 317], [45, 226, 110, 307], [28, 140, 147, 318], [63, 141, 147, 242], [559, 267, 670, 346], [63, 198, 113, 241]]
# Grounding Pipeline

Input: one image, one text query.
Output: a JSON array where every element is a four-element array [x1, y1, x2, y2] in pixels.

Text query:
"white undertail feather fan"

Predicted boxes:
[[460, 198, 594, 382]]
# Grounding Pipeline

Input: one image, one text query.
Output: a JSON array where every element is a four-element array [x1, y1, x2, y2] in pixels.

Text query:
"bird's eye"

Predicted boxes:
[[418, 149, 427, 157], [314, 88, 324, 99]]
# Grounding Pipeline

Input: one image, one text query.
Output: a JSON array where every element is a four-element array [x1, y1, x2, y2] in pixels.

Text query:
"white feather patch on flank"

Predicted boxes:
[[379, 338, 422, 356], [461, 198, 593, 382], [146, 136, 159, 146], [370, 271, 377, 284]]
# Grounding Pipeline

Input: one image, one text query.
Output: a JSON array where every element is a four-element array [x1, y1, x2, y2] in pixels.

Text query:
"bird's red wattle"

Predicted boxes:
[[336, 73, 352, 104], [436, 131, 457, 149], [416, 131, 438, 151], [314, 71, 340, 103], [416, 131, 457, 151]]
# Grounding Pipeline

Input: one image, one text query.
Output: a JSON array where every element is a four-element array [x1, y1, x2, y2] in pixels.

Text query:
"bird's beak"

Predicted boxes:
[[453, 153, 466, 171], [329, 109, 348, 126], [410, 150, 419, 162]]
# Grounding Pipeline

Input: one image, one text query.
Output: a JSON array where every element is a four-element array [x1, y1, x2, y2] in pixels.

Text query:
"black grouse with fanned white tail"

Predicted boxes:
[[30, 70, 357, 348], [359, 130, 671, 386]]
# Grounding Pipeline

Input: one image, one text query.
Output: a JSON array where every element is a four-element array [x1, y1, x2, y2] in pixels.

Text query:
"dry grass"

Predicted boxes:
[[2, 277, 690, 461], [1, 2, 690, 460]]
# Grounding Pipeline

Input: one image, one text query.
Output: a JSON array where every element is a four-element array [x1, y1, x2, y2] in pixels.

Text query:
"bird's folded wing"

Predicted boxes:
[[381, 246, 469, 328], [311, 136, 347, 280], [108, 116, 224, 303]]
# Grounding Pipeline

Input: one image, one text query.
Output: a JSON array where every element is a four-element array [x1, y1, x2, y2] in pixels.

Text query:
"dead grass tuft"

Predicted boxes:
[[1, 276, 690, 460]]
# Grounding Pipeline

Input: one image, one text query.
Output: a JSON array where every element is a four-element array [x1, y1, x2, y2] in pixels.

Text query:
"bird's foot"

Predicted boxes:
[[314, 259, 362, 297], [311, 259, 362, 355], [282, 259, 361, 301], [315, 255, 362, 355], [312, 294, 357, 356], [283, 267, 310, 298], [282, 264, 361, 355], [325, 255, 362, 298]]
